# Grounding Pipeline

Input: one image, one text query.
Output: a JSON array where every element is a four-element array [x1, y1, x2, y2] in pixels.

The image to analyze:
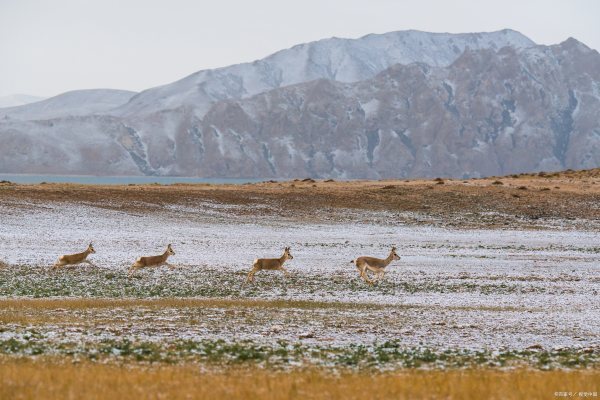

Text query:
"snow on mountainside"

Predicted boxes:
[[0, 89, 136, 121], [113, 29, 535, 118], [180, 38, 600, 179], [0, 94, 46, 108], [0, 115, 141, 175], [1, 35, 599, 179]]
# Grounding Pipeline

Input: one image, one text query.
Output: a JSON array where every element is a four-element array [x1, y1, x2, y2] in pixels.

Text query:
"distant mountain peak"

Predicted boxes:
[[560, 37, 593, 52]]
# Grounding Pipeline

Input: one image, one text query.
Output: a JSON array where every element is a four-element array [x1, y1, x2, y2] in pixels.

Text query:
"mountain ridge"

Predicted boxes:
[[1, 30, 599, 179], [110, 29, 535, 118], [0, 89, 137, 121]]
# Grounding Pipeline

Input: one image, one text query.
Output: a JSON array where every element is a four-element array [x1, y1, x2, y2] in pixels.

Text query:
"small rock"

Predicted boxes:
[[270, 325, 283, 333], [527, 344, 543, 350]]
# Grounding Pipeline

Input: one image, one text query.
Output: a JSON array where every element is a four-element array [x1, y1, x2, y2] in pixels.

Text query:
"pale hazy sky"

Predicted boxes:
[[1, 0, 598, 98]]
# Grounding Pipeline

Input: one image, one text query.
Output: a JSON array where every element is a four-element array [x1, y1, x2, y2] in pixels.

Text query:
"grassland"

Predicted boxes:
[[0, 298, 597, 371], [1, 359, 598, 400], [0, 169, 599, 398]]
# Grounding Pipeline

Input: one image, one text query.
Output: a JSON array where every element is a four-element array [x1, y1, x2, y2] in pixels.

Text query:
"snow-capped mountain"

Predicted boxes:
[[113, 29, 534, 118], [190, 38, 599, 179], [0, 89, 136, 121], [1, 30, 599, 179], [0, 94, 46, 108]]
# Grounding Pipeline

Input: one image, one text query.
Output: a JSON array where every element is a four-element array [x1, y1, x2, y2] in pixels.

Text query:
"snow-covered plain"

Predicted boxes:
[[0, 200, 598, 358]]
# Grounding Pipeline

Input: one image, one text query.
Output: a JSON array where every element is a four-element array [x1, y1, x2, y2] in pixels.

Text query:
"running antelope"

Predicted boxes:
[[246, 247, 293, 283], [52, 243, 96, 270], [351, 246, 400, 285], [129, 244, 175, 275]]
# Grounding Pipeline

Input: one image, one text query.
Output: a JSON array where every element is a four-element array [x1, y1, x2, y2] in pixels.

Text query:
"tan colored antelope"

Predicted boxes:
[[129, 244, 175, 276], [52, 243, 97, 270], [351, 246, 401, 285], [246, 247, 293, 283]]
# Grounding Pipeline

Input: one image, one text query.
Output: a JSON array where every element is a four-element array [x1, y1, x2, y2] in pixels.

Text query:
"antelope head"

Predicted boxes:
[[88, 243, 96, 254], [391, 246, 400, 260], [166, 244, 175, 255], [283, 247, 293, 260]]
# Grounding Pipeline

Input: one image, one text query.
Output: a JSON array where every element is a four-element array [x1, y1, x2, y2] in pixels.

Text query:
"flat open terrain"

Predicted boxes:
[[0, 170, 599, 397], [1, 168, 600, 229]]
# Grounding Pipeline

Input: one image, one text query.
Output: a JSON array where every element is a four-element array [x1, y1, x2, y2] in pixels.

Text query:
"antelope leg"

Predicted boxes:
[[246, 267, 258, 283]]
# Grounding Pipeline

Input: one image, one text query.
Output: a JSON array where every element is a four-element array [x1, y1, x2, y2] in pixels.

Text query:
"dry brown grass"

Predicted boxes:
[[0, 297, 532, 310], [0, 298, 528, 325], [1, 168, 599, 228], [0, 358, 597, 400], [0, 297, 385, 311], [0, 297, 388, 325]]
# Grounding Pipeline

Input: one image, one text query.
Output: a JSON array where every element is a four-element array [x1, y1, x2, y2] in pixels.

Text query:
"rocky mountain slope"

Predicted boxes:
[[1, 30, 598, 178], [165, 38, 600, 178], [113, 29, 534, 118]]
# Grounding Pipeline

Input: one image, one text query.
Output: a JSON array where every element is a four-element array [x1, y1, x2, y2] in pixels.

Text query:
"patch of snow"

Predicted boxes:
[[360, 99, 380, 118]]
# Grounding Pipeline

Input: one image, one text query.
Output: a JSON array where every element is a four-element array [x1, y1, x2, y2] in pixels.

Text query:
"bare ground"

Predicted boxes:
[[1, 168, 600, 229]]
